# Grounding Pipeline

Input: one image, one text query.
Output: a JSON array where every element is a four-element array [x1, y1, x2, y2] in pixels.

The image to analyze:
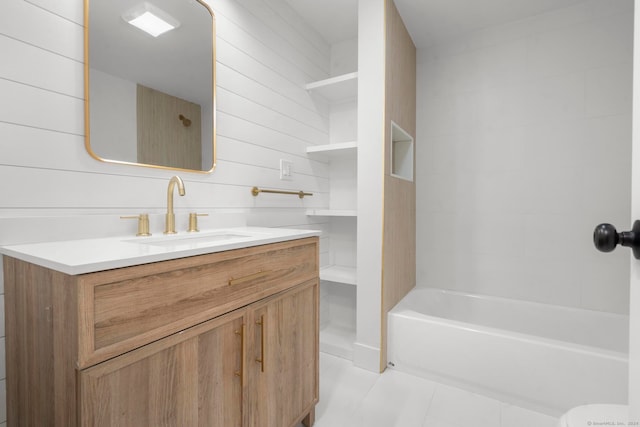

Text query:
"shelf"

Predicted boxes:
[[306, 141, 357, 156], [306, 209, 357, 217], [320, 322, 356, 360], [320, 265, 356, 286], [305, 72, 358, 102]]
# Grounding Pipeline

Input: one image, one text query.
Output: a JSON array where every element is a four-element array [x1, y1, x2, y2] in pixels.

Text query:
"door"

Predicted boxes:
[[79, 311, 244, 427], [631, 0, 640, 418], [247, 280, 319, 427]]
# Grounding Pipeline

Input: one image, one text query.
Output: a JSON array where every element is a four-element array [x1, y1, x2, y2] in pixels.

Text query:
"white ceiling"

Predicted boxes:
[[285, 0, 588, 48]]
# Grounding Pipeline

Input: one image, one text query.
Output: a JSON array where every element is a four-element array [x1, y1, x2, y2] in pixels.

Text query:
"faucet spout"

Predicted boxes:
[[165, 176, 186, 234]]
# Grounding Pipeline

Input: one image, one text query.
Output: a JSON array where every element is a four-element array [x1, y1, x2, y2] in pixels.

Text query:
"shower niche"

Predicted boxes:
[[391, 121, 414, 182]]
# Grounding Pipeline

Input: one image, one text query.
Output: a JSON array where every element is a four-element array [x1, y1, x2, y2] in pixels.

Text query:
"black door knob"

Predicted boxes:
[[594, 221, 640, 259]]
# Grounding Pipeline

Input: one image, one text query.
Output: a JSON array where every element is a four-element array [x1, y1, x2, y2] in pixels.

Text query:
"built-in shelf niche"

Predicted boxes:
[[319, 281, 356, 360], [306, 60, 358, 361], [320, 322, 356, 360], [305, 72, 358, 102], [306, 141, 357, 156], [312, 215, 357, 287], [321, 265, 357, 286], [391, 121, 414, 181]]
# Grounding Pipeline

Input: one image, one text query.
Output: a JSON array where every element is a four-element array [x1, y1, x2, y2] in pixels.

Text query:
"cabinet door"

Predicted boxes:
[[247, 280, 319, 427], [79, 311, 245, 427]]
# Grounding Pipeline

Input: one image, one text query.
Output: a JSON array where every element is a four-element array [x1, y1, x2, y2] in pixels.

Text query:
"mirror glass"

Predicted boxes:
[[84, 0, 216, 172]]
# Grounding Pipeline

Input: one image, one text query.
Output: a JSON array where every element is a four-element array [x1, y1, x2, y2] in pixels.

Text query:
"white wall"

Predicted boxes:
[[0, 0, 335, 422], [89, 69, 137, 162], [356, 0, 385, 371], [416, 0, 634, 315]]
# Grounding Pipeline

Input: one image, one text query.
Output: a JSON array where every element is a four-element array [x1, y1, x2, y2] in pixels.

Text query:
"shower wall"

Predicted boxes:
[[415, 0, 634, 314]]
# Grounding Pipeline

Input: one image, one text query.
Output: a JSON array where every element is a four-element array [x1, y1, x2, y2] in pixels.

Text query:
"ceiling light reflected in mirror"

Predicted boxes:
[[84, 0, 216, 173], [123, 2, 180, 37]]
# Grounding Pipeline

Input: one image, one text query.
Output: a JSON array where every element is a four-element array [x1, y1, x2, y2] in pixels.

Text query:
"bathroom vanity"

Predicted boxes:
[[1, 229, 319, 427]]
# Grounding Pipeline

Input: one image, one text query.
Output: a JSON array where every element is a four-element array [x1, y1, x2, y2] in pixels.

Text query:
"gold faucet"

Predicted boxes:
[[164, 176, 186, 234]]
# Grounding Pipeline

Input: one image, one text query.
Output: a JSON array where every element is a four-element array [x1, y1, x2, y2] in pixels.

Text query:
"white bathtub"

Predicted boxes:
[[387, 288, 629, 415]]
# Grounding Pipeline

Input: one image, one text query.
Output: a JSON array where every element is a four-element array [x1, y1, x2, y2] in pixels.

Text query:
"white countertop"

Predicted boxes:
[[0, 227, 321, 275]]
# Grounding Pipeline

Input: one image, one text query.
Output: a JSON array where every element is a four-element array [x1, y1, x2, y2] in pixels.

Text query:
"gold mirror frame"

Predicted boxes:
[[83, 0, 217, 174]]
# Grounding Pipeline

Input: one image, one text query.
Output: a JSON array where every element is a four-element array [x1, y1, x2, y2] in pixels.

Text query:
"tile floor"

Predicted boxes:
[[299, 352, 559, 427]]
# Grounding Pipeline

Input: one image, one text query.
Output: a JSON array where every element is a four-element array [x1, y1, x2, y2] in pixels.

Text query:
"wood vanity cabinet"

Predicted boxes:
[[4, 237, 319, 427], [247, 281, 318, 426], [78, 310, 246, 427]]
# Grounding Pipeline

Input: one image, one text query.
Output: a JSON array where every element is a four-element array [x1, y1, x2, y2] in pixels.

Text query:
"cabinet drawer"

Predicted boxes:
[[77, 237, 318, 368]]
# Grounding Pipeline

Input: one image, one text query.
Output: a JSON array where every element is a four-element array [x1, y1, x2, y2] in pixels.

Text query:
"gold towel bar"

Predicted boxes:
[[251, 186, 313, 199]]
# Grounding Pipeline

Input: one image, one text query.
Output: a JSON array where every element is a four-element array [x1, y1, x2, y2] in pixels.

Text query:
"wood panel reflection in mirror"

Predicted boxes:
[[84, 0, 216, 173]]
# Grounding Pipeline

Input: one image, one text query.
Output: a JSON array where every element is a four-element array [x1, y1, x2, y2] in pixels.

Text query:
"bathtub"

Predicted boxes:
[[387, 288, 629, 415]]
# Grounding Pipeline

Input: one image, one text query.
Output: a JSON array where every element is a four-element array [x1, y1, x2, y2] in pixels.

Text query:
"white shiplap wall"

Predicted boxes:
[[0, 0, 335, 423]]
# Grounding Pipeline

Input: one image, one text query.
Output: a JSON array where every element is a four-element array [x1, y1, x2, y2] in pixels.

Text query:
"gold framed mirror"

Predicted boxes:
[[84, 0, 216, 173]]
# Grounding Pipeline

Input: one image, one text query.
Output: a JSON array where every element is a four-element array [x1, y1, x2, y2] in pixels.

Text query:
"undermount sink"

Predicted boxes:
[[125, 229, 259, 248]]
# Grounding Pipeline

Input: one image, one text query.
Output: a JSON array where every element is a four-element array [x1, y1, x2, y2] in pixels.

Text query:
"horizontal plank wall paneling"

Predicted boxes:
[[217, 88, 328, 146], [0, 123, 88, 169], [233, 0, 329, 73], [216, 136, 330, 177], [24, 0, 83, 24], [0, 0, 331, 206], [216, 112, 326, 155], [0, 0, 333, 424], [216, 63, 329, 133], [0, 79, 83, 134], [215, 46, 328, 115], [0, 0, 82, 61], [212, 0, 327, 81], [1, 165, 329, 210], [263, 0, 331, 58], [0, 35, 83, 97]]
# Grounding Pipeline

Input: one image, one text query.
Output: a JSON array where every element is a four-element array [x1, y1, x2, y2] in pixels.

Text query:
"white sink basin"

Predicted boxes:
[[125, 230, 260, 248]]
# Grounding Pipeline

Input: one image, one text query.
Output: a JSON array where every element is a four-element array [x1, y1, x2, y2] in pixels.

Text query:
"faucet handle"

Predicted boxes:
[[187, 213, 208, 233], [121, 213, 151, 236]]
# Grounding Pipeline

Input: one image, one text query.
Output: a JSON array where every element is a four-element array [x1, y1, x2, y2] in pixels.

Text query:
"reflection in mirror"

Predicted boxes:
[[84, 0, 216, 172]]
